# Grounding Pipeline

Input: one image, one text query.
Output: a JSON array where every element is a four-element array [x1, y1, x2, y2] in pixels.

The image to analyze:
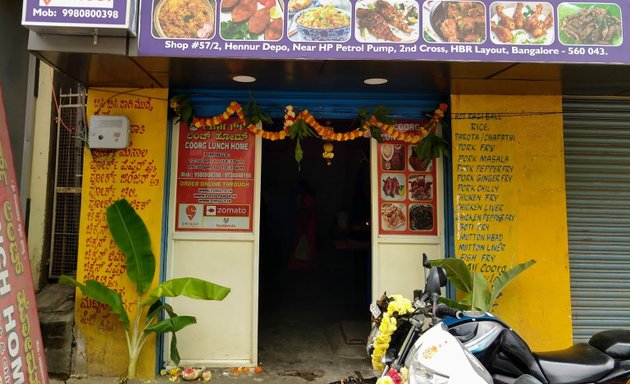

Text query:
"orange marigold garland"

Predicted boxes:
[[179, 100, 447, 144]]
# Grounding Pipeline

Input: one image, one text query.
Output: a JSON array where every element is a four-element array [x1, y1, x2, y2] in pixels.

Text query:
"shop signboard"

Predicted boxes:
[[0, 85, 49, 384], [22, 0, 137, 36], [175, 117, 255, 232], [138, 0, 629, 64], [377, 121, 437, 236]]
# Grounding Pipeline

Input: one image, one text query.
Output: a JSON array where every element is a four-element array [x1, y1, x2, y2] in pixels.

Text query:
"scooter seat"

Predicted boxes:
[[535, 343, 614, 384], [590, 329, 630, 358]]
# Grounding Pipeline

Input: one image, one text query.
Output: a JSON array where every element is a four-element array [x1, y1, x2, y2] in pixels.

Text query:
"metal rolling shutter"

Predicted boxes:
[[564, 97, 630, 343]]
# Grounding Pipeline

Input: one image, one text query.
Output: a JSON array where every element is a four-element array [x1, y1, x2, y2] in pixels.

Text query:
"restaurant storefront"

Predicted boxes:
[[21, 0, 630, 378]]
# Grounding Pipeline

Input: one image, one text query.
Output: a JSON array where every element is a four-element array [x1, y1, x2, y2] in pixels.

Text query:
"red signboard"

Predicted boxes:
[[0, 84, 49, 383], [175, 117, 255, 232], [377, 121, 438, 236]]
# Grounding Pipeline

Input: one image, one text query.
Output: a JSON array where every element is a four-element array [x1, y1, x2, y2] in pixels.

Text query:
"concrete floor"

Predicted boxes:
[[53, 264, 377, 384]]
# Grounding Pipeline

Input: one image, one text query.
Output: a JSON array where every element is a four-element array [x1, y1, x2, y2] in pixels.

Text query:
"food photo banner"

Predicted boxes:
[[377, 121, 438, 236], [138, 0, 628, 63]]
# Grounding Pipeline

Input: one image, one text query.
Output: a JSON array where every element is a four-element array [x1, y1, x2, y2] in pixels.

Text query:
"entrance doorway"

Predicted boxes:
[[258, 119, 373, 379]]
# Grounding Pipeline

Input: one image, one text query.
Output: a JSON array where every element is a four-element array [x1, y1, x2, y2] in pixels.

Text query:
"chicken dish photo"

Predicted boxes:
[[355, 0, 419, 43], [425, 0, 486, 43], [490, 2, 554, 45], [220, 0, 284, 40]]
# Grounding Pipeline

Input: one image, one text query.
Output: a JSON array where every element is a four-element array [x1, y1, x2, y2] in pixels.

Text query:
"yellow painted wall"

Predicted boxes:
[[451, 80, 572, 351], [75, 88, 168, 377]]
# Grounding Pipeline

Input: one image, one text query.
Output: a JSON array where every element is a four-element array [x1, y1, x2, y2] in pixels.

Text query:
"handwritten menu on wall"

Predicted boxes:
[[176, 118, 255, 232], [76, 88, 167, 376], [378, 120, 437, 236], [0, 85, 49, 384], [452, 113, 517, 284], [450, 87, 572, 350]]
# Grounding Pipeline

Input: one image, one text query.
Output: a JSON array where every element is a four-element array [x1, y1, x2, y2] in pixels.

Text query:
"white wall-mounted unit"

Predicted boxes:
[[88, 115, 130, 149]]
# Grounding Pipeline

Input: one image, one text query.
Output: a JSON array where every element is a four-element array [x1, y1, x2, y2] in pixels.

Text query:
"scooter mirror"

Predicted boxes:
[[425, 266, 442, 295], [438, 267, 447, 287], [422, 253, 431, 269]]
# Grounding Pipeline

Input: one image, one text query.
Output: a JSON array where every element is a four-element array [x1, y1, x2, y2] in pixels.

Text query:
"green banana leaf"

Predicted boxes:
[[145, 315, 197, 334], [437, 297, 468, 311], [106, 199, 155, 295], [489, 259, 536, 308], [430, 258, 473, 292], [60, 275, 130, 330], [471, 272, 490, 311], [145, 315, 197, 365], [141, 277, 231, 306]]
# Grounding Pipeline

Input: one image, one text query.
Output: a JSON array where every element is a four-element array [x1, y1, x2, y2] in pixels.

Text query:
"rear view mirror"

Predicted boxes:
[[425, 266, 443, 296]]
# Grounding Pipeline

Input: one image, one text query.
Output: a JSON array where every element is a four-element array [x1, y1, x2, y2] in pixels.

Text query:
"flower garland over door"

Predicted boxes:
[[170, 97, 449, 166]]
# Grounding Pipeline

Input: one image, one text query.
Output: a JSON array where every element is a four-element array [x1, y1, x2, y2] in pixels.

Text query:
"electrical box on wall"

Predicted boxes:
[[88, 115, 131, 149]]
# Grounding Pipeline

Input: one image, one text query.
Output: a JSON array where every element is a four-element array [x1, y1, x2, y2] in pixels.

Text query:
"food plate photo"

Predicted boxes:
[[219, 0, 284, 40], [288, 0, 352, 41], [489, 2, 554, 45], [354, 0, 419, 43], [557, 2, 622, 46], [408, 174, 433, 201], [423, 0, 487, 43], [409, 204, 434, 231], [381, 173, 406, 201], [381, 202, 406, 231], [153, 0, 217, 39]]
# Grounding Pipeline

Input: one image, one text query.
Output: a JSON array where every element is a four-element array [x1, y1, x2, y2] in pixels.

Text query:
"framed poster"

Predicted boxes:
[[175, 117, 255, 232], [377, 121, 437, 236]]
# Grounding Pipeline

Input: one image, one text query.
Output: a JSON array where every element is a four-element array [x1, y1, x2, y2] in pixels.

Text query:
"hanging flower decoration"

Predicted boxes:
[[322, 141, 334, 165], [371, 294, 414, 372], [170, 97, 449, 167]]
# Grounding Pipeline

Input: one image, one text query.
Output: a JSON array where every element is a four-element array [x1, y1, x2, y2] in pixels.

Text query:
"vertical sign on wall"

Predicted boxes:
[[377, 120, 438, 236], [76, 88, 167, 377], [176, 117, 255, 232], [451, 83, 572, 350], [0, 84, 49, 384]]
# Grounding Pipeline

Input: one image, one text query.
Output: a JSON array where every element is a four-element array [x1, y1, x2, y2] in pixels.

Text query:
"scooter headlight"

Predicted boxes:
[[409, 360, 449, 384]]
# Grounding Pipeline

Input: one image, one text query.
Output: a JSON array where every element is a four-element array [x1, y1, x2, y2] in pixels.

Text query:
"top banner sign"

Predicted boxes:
[[22, 0, 136, 36], [137, 0, 628, 64]]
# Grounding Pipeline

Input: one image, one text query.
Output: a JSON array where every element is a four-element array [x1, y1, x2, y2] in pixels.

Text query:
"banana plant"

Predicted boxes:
[[61, 199, 230, 379], [430, 258, 535, 312]]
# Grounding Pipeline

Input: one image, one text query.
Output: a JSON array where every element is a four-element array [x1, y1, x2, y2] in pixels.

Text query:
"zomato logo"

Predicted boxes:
[[204, 205, 249, 217]]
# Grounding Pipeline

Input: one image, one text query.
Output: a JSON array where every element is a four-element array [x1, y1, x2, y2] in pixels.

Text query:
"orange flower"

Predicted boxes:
[[439, 103, 448, 111]]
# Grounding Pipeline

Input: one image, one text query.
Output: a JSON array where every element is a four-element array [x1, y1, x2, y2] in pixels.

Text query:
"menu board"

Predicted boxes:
[[175, 118, 255, 232], [138, 0, 630, 64], [377, 121, 437, 236], [22, 0, 136, 35], [452, 113, 516, 283], [0, 85, 49, 384]]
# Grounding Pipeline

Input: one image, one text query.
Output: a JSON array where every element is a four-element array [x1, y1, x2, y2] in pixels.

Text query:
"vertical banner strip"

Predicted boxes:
[[0, 84, 49, 383]]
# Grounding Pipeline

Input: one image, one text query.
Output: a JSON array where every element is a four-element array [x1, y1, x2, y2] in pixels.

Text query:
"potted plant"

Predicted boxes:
[[61, 199, 231, 379]]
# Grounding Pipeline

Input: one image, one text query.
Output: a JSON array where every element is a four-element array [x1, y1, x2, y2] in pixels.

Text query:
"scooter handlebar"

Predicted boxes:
[[435, 304, 463, 319]]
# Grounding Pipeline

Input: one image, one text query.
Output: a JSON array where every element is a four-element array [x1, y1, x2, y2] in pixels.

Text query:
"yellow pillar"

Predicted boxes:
[[451, 80, 572, 351], [75, 88, 168, 377]]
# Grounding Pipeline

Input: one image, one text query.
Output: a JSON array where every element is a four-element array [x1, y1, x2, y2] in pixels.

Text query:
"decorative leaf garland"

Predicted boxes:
[[169, 96, 449, 168]]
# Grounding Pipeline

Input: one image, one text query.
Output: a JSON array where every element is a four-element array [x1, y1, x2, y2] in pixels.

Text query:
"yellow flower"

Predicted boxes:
[[376, 376, 394, 384]]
